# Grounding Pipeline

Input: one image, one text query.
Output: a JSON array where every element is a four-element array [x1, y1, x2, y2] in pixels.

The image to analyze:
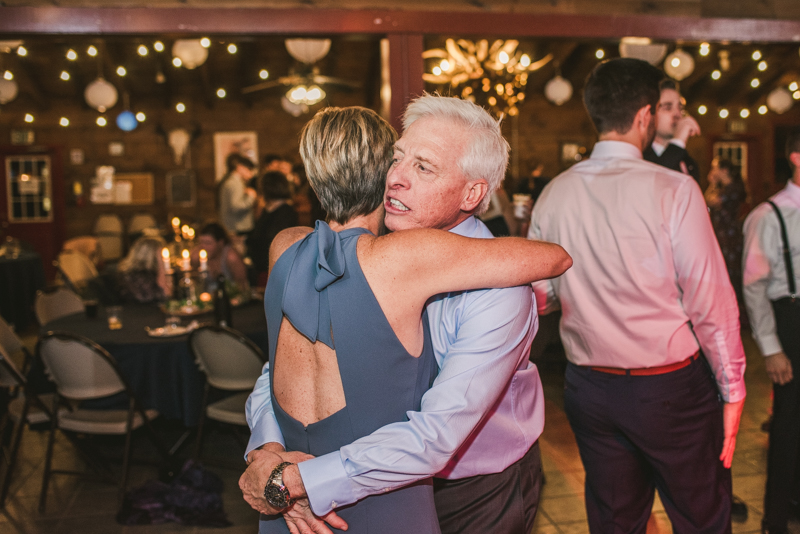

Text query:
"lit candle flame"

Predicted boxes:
[[172, 217, 180, 227], [199, 249, 207, 260], [162, 248, 170, 260], [182, 249, 190, 259]]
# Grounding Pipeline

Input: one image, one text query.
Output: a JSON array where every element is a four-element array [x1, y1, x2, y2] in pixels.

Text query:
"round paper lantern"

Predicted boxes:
[[767, 87, 794, 115], [285, 39, 331, 64], [619, 37, 668, 66], [0, 79, 18, 104], [663, 49, 695, 81], [116, 110, 138, 132], [544, 76, 573, 106], [84, 78, 118, 112], [172, 39, 208, 70]]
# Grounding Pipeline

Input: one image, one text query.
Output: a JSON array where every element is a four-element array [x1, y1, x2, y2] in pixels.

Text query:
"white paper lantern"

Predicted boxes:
[[663, 49, 695, 81], [0, 79, 18, 104], [172, 39, 208, 70], [767, 87, 794, 115], [619, 37, 668, 66], [544, 76, 573, 106], [84, 78, 118, 112], [285, 39, 331, 64]]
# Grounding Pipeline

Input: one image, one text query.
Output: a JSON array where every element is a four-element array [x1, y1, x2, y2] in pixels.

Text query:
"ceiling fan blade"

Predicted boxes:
[[312, 74, 362, 88], [242, 76, 298, 94]]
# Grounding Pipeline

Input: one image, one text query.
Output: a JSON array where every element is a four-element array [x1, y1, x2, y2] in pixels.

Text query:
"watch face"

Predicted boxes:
[[265, 484, 289, 509]]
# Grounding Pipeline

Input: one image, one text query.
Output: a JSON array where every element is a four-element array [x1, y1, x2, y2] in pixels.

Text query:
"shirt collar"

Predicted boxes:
[[590, 140, 643, 161], [449, 216, 478, 237], [651, 141, 667, 157], [786, 180, 800, 199]]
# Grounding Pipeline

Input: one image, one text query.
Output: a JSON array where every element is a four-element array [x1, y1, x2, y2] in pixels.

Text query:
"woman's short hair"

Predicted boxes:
[[261, 171, 292, 201], [299, 106, 397, 225], [403, 93, 509, 214], [199, 222, 231, 245], [583, 58, 663, 136], [119, 236, 166, 273]]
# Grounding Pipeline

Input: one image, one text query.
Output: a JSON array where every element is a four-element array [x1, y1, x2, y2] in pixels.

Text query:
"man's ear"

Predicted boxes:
[[635, 105, 653, 134], [461, 180, 489, 212]]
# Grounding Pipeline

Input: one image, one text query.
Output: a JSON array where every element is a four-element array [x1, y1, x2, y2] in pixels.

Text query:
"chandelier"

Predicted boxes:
[[423, 39, 552, 117]]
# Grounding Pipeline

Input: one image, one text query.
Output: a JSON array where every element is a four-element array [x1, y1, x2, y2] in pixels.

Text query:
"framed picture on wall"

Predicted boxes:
[[213, 132, 258, 183], [167, 170, 196, 206]]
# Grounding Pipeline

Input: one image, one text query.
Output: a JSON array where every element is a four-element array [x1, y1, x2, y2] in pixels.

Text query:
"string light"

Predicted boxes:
[[216, 88, 226, 98], [595, 49, 605, 59], [60, 71, 70, 81], [719, 108, 729, 118], [759, 105, 768, 115], [87, 45, 97, 57], [758, 61, 768, 71], [752, 50, 762, 60], [498, 51, 510, 64], [59, 117, 70, 127], [520, 54, 531, 67], [137, 45, 148, 57], [711, 70, 721, 80], [699, 43, 710, 56], [740, 109, 750, 118], [790, 82, 799, 92], [116, 66, 127, 77], [172, 57, 182, 67], [227, 44, 237, 54], [259, 69, 269, 80], [440, 60, 450, 71], [66, 49, 77, 61], [24, 114, 34, 123], [135, 112, 146, 122], [153, 41, 164, 52], [96, 116, 107, 126], [176, 102, 186, 112], [200, 38, 211, 48], [16, 46, 27, 57], [3, 71, 13, 81], [794, 91, 800, 100], [698, 105, 707, 115], [432, 66, 442, 76], [751, 78, 760, 88]]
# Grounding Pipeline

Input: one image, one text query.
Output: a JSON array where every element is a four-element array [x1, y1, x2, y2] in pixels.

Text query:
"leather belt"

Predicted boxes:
[[589, 351, 700, 376]]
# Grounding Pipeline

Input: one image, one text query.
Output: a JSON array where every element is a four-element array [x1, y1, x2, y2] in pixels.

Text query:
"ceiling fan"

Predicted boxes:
[[242, 38, 361, 108]]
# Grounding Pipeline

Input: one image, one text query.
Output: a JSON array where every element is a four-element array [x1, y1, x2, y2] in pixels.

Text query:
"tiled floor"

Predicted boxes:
[[0, 330, 781, 533]]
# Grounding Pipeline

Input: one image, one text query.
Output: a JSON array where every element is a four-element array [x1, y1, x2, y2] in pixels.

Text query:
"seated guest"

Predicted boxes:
[[193, 222, 249, 291], [248, 172, 298, 287], [118, 236, 170, 303]]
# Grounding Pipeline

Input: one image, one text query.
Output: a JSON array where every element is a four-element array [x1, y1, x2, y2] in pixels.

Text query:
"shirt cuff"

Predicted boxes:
[[298, 451, 359, 516], [669, 139, 686, 149], [244, 418, 286, 462], [722, 379, 747, 404], [756, 335, 784, 359]]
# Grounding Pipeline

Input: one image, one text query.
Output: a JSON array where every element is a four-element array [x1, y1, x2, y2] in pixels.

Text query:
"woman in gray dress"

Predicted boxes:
[[259, 106, 571, 534]]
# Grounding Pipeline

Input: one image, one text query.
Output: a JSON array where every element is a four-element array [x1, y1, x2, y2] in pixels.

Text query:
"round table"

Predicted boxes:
[[0, 250, 45, 331], [42, 300, 268, 427]]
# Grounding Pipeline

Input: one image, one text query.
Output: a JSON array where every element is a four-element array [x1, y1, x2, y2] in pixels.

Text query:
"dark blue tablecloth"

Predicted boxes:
[[0, 250, 45, 331], [43, 300, 268, 427]]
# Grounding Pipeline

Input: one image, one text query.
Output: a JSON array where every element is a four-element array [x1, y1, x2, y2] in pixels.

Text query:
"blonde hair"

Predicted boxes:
[[299, 106, 397, 224], [119, 236, 167, 273]]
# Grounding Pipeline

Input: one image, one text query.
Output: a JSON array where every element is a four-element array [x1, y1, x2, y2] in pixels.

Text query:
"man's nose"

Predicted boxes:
[[386, 164, 409, 189]]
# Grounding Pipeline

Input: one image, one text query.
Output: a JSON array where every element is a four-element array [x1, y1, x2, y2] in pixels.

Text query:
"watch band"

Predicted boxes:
[[264, 461, 294, 509]]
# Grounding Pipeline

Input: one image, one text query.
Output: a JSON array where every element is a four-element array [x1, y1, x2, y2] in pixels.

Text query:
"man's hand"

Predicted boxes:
[[719, 398, 745, 468], [674, 116, 701, 144], [239, 448, 313, 515], [766, 352, 793, 385], [283, 499, 349, 534]]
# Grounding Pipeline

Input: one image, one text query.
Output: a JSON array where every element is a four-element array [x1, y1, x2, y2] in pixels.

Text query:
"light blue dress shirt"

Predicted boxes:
[[245, 216, 543, 515]]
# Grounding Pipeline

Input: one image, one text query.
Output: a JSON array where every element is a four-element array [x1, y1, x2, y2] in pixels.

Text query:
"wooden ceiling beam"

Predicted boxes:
[[2, 8, 800, 44]]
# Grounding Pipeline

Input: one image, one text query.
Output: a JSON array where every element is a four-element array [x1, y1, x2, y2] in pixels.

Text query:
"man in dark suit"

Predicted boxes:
[[643, 79, 701, 184]]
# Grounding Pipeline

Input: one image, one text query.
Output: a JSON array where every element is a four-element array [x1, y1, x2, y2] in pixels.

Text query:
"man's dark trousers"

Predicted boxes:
[[433, 441, 542, 534], [764, 298, 800, 531], [565, 357, 731, 534]]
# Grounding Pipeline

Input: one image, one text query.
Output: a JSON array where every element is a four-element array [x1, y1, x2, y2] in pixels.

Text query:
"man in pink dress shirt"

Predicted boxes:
[[530, 58, 746, 533]]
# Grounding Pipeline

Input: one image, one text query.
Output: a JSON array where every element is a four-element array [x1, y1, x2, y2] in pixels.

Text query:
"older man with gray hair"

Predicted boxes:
[[240, 94, 547, 534]]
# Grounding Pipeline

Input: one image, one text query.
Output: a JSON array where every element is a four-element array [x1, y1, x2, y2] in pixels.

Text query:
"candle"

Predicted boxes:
[[181, 224, 191, 241], [171, 217, 180, 230], [161, 247, 171, 273], [199, 249, 208, 272], [181, 249, 191, 271]]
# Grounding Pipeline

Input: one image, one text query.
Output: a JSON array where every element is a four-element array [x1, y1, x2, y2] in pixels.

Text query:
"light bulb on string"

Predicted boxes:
[[595, 49, 605, 59], [752, 50, 762, 61], [60, 71, 70, 81], [3, 71, 13, 81], [176, 102, 186, 113], [751, 78, 760, 88], [16, 46, 27, 57], [66, 49, 77, 61], [759, 105, 768, 115], [791, 82, 799, 92], [259, 69, 269, 80], [711, 70, 721, 80], [154, 41, 164, 52], [758, 61, 767, 71], [135, 112, 146, 122], [172, 57, 182, 68], [698, 105, 707, 115], [520, 54, 531, 67], [217, 88, 226, 98], [498, 51, 509, 64], [432, 66, 442, 76], [59, 117, 69, 127], [87, 45, 97, 57], [96, 116, 107, 126], [740, 109, 750, 118], [200, 38, 211, 48], [699, 43, 710, 56], [116, 66, 127, 77], [719, 108, 729, 118], [24, 114, 34, 123], [227, 44, 237, 54], [137, 45, 148, 57]]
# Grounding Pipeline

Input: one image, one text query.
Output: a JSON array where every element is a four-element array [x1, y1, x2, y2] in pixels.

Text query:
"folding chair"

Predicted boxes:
[[34, 288, 84, 326]]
